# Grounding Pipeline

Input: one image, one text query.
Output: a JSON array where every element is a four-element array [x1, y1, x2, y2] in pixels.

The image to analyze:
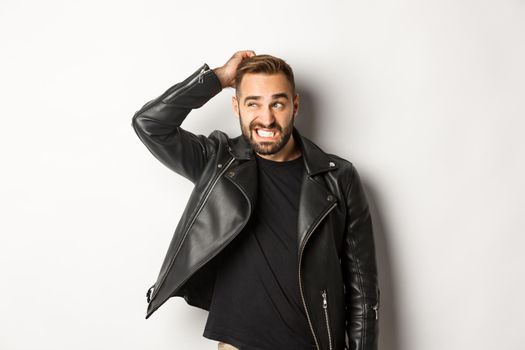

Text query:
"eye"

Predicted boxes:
[[273, 102, 284, 108], [247, 102, 257, 108]]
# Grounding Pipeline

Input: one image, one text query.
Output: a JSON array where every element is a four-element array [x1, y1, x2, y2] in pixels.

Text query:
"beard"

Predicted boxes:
[[239, 111, 294, 156]]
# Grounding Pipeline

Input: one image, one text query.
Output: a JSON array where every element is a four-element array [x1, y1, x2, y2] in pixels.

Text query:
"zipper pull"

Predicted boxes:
[[372, 303, 379, 320], [146, 285, 155, 303], [198, 67, 207, 83], [321, 290, 327, 308]]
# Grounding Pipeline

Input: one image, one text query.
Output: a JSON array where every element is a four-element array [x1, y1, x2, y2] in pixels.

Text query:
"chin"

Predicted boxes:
[[251, 134, 290, 155]]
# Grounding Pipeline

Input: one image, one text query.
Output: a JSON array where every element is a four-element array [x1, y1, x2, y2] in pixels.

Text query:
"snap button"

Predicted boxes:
[[227, 171, 235, 177], [327, 195, 334, 201], [217, 163, 222, 168], [329, 161, 335, 167]]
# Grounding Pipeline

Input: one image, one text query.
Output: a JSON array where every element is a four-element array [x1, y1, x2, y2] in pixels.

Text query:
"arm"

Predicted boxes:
[[342, 164, 380, 350], [131, 63, 223, 183], [131, 51, 256, 183]]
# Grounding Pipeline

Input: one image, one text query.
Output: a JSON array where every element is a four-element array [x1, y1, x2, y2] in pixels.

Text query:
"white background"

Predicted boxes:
[[1, 1, 524, 349]]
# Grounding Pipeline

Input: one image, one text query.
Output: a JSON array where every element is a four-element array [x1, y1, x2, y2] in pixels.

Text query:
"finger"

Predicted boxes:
[[237, 50, 256, 59]]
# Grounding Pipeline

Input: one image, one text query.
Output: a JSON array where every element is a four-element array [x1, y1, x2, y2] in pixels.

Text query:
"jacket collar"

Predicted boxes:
[[227, 127, 339, 176]]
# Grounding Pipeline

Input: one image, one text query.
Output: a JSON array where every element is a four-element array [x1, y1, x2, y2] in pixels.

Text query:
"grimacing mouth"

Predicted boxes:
[[251, 122, 282, 136], [254, 127, 279, 138]]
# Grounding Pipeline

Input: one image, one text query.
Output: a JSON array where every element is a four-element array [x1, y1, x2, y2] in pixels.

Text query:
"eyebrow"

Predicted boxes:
[[243, 93, 289, 104]]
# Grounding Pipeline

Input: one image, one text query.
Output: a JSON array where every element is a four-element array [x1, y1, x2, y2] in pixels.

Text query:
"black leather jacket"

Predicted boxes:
[[132, 63, 379, 350]]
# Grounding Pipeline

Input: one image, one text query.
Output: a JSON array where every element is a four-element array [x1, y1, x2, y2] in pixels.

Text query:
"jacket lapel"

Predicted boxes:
[[293, 129, 339, 254]]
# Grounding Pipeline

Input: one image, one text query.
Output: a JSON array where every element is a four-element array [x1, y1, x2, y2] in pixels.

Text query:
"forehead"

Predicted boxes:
[[237, 72, 293, 98]]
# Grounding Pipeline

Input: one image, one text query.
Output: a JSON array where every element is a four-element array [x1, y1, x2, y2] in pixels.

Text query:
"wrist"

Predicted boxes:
[[212, 66, 229, 89]]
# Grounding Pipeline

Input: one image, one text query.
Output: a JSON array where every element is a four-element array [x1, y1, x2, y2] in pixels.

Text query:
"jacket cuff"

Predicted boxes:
[[159, 63, 223, 105], [205, 63, 224, 92]]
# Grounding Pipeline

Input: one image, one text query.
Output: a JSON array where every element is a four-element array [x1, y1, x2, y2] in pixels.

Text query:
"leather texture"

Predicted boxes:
[[132, 63, 379, 350]]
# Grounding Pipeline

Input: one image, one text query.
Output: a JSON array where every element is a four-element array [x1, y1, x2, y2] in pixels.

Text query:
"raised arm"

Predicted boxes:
[[131, 50, 255, 183]]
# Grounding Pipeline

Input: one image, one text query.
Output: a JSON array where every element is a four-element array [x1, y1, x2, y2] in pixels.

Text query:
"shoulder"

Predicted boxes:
[[207, 129, 229, 142], [203, 129, 233, 149], [205, 129, 244, 159], [299, 133, 359, 186], [323, 152, 370, 203], [327, 153, 355, 174]]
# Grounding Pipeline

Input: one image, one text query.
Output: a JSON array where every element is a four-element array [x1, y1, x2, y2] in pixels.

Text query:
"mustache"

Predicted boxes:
[[249, 120, 282, 131]]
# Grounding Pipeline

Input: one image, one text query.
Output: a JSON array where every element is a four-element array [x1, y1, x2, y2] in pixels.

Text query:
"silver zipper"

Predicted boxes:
[[197, 66, 206, 83], [298, 199, 338, 350], [370, 287, 379, 320], [372, 302, 379, 320], [321, 289, 333, 350], [163, 65, 210, 101], [133, 65, 210, 120], [149, 156, 235, 302], [146, 284, 155, 303]]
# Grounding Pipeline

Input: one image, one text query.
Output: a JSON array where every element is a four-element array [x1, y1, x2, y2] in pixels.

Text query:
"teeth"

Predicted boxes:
[[257, 129, 275, 137]]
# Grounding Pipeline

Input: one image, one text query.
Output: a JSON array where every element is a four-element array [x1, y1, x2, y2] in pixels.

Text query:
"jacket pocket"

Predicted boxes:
[[321, 289, 333, 350]]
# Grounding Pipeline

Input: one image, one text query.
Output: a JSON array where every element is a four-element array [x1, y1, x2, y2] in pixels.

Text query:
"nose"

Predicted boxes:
[[257, 106, 276, 127]]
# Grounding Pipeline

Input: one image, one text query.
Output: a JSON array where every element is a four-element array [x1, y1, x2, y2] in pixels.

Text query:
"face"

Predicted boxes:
[[232, 72, 299, 157]]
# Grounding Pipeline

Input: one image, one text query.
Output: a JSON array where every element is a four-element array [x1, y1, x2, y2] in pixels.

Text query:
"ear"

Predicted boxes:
[[293, 93, 300, 118], [232, 95, 240, 118]]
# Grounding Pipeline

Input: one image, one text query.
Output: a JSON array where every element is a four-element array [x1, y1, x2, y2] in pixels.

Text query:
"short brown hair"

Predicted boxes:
[[235, 54, 295, 96]]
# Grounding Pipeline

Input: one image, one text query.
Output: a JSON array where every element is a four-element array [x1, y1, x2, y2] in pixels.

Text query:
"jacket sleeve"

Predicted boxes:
[[342, 163, 379, 350], [131, 63, 223, 183]]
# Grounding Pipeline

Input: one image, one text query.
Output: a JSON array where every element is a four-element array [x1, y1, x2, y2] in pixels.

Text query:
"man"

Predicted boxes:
[[132, 51, 379, 350]]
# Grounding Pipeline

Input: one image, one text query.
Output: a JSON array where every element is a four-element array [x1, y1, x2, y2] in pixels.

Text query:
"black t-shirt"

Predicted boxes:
[[203, 153, 317, 350]]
